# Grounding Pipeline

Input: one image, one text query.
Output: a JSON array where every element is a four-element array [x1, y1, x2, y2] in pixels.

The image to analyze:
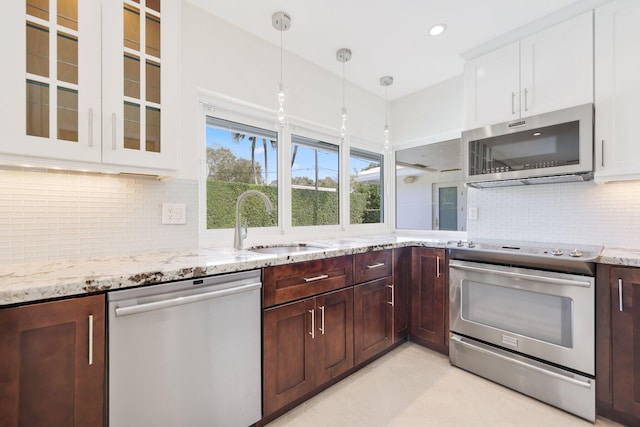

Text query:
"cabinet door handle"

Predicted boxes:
[[524, 88, 529, 112], [88, 108, 94, 147], [367, 262, 385, 269], [308, 309, 315, 339], [619, 278, 624, 312], [387, 284, 394, 306], [601, 140, 605, 167], [436, 256, 441, 278], [511, 92, 516, 115], [304, 274, 329, 283], [88, 314, 94, 366], [111, 113, 117, 150], [319, 305, 325, 335]]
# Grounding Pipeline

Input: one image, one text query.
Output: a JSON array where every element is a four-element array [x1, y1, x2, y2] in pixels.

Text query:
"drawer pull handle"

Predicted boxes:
[[304, 274, 329, 283], [367, 262, 385, 269], [437, 256, 441, 278]]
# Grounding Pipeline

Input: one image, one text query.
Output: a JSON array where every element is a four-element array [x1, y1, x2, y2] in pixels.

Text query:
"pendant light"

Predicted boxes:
[[272, 12, 291, 130], [336, 48, 352, 142], [380, 76, 393, 151]]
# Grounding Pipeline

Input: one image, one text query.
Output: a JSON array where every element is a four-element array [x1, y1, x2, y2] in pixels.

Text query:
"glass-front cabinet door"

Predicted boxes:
[[0, 0, 177, 172], [0, 0, 102, 163], [102, 0, 178, 171]]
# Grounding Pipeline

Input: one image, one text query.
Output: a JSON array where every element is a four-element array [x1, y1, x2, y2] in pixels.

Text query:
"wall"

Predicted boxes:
[[467, 180, 640, 248], [0, 169, 198, 264], [178, 2, 386, 181], [390, 75, 464, 145], [0, 1, 391, 264], [390, 73, 640, 249]]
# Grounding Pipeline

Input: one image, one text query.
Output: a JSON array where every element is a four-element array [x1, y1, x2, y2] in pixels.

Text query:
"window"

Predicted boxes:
[[349, 148, 384, 224], [205, 117, 278, 229], [291, 135, 339, 227]]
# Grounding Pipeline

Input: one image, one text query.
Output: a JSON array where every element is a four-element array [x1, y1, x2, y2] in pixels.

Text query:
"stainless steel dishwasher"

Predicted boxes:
[[108, 270, 262, 427]]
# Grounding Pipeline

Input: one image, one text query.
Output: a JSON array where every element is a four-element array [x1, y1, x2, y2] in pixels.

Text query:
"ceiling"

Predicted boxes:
[[185, 0, 580, 100]]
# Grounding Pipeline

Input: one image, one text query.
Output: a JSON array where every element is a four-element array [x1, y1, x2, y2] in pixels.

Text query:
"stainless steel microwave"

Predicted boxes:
[[462, 103, 594, 188]]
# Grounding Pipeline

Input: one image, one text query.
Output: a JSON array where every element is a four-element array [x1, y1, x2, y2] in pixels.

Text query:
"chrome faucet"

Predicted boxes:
[[234, 190, 274, 250]]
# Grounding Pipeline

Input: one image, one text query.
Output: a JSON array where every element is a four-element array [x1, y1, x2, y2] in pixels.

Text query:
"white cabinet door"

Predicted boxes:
[[464, 12, 594, 130], [595, 0, 640, 183], [0, 1, 101, 164], [101, 0, 179, 172], [464, 42, 520, 129], [520, 11, 593, 117]]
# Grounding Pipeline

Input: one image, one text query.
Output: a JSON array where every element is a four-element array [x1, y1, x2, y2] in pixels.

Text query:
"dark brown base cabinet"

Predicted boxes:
[[354, 277, 394, 365], [0, 294, 105, 427], [263, 287, 354, 416], [597, 265, 640, 426], [393, 247, 411, 342], [410, 247, 448, 354]]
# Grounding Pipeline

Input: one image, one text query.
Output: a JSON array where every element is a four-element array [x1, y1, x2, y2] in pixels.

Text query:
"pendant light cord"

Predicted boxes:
[[342, 62, 346, 108]]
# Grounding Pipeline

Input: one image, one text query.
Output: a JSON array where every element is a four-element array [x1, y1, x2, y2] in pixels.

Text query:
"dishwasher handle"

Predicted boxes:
[[114, 282, 262, 317]]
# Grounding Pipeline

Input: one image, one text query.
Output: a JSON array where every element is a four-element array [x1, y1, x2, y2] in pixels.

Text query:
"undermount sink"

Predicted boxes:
[[247, 243, 327, 254]]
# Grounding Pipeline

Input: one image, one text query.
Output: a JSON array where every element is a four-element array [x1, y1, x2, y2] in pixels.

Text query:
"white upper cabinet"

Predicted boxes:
[[464, 42, 520, 128], [594, 0, 640, 183], [0, 1, 102, 163], [102, 0, 179, 171], [465, 11, 594, 129], [0, 0, 178, 173]]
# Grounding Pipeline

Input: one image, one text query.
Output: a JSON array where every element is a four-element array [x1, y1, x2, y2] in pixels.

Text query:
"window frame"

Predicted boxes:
[[348, 145, 385, 225], [198, 101, 284, 248], [197, 93, 390, 248], [290, 133, 342, 228]]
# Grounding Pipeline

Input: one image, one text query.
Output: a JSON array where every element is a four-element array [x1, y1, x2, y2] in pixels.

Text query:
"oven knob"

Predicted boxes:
[[457, 240, 464, 247], [551, 248, 563, 256], [569, 248, 583, 258], [467, 241, 475, 248]]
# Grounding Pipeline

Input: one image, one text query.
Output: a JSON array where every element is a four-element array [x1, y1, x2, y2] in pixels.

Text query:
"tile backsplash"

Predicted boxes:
[[0, 168, 198, 264], [467, 180, 640, 248]]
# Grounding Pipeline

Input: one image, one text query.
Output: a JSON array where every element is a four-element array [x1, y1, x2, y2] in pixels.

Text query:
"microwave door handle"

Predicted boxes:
[[449, 264, 591, 287]]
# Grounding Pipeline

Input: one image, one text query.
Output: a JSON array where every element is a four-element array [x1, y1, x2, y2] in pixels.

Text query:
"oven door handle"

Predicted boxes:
[[451, 335, 593, 389], [449, 264, 591, 287]]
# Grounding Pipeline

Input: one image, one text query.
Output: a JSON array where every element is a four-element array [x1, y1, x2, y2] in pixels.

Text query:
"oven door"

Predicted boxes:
[[449, 259, 594, 375]]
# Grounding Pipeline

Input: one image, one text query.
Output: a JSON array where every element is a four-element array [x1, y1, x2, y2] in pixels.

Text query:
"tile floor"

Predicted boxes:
[[267, 342, 622, 427]]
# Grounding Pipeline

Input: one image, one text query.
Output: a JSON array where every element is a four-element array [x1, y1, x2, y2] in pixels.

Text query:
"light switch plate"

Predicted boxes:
[[162, 203, 186, 224]]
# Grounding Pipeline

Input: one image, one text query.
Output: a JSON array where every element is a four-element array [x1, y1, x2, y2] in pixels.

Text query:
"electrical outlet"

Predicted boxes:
[[469, 207, 478, 221], [162, 203, 186, 224]]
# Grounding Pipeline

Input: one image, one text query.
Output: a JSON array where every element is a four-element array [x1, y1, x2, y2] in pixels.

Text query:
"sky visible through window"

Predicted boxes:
[[206, 125, 375, 183]]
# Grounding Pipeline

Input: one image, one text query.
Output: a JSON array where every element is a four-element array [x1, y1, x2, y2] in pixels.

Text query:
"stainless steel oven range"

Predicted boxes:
[[447, 240, 602, 421]]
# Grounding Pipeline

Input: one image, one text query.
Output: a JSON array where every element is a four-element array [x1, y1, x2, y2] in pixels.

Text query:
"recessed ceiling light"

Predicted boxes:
[[429, 24, 447, 37]]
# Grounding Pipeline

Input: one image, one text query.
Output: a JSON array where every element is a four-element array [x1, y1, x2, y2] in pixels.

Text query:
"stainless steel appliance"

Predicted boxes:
[[108, 270, 262, 427], [463, 103, 594, 188], [448, 240, 601, 421]]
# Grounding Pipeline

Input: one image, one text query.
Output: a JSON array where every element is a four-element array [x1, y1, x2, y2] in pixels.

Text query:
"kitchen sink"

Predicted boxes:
[[247, 243, 328, 254]]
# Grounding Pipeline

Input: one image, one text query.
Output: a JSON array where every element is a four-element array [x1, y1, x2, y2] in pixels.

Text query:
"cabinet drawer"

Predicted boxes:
[[353, 250, 392, 283], [263, 256, 353, 307]]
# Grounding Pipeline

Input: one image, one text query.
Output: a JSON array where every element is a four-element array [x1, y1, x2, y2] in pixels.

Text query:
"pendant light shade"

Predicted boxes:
[[272, 12, 291, 130], [336, 48, 352, 142], [380, 76, 393, 151]]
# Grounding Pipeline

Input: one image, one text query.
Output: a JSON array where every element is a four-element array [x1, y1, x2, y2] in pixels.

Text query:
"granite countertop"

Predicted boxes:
[[0, 235, 447, 306], [2, 235, 639, 307], [598, 247, 640, 268]]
